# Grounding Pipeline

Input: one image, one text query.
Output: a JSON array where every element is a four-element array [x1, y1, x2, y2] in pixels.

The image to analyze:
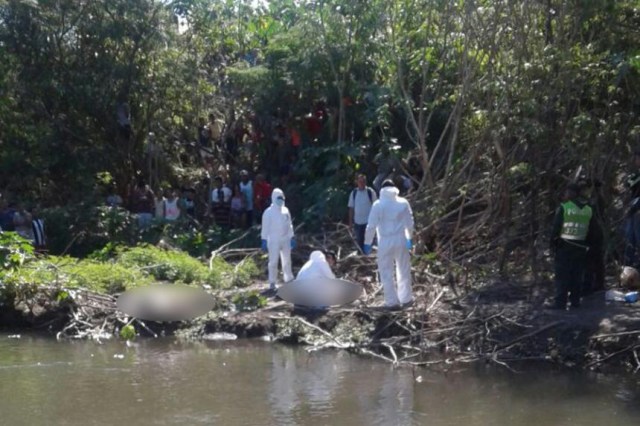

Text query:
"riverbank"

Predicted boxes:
[[2, 275, 639, 374]]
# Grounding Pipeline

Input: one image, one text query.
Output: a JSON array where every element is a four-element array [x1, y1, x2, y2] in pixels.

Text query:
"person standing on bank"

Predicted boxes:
[[239, 170, 254, 228], [253, 173, 272, 224], [348, 174, 377, 253], [363, 179, 415, 310], [261, 188, 295, 294], [549, 182, 598, 309]]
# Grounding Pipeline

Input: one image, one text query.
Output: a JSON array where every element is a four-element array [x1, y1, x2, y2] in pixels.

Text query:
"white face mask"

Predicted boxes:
[[275, 198, 285, 207]]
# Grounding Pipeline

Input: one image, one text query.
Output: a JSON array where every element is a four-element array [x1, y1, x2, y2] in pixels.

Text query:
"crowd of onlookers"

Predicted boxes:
[[1, 101, 424, 257], [195, 109, 308, 189], [105, 168, 275, 233], [0, 163, 278, 253], [0, 168, 274, 256]]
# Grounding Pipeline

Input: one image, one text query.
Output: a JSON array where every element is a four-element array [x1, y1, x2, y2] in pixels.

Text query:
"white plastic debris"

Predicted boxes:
[[202, 332, 237, 341], [605, 290, 626, 302]]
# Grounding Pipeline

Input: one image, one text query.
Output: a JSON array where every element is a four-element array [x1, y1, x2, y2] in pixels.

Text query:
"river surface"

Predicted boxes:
[[1, 334, 639, 425]]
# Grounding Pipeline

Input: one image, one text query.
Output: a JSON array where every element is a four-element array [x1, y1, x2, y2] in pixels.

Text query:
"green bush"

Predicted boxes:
[[1, 258, 64, 288], [0, 232, 34, 270], [62, 260, 152, 293], [158, 221, 260, 258], [287, 142, 359, 225], [231, 290, 268, 311], [114, 245, 261, 288], [0, 256, 151, 294], [225, 257, 261, 288], [116, 245, 215, 285], [0, 240, 261, 297], [119, 324, 136, 340], [42, 205, 137, 257]]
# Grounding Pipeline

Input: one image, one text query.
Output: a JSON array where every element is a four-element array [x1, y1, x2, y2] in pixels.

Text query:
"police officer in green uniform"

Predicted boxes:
[[549, 182, 597, 309]]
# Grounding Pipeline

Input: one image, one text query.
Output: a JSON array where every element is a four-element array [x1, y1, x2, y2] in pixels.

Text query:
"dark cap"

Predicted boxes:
[[381, 179, 396, 188], [576, 175, 589, 186], [567, 179, 589, 195], [566, 183, 581, 194]]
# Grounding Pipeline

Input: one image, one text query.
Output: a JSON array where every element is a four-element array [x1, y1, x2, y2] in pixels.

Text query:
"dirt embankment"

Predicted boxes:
[[2, 278, 640, 373]]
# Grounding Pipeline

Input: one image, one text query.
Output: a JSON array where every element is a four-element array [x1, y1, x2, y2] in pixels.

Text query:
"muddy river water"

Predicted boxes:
[[1, 334, 639, 425]]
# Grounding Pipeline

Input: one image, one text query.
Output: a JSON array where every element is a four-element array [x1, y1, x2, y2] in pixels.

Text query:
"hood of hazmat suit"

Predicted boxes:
[[296, 250, 336, 281]]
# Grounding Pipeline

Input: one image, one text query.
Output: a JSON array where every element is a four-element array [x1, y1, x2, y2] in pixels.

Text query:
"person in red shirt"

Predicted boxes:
[[290, 127, 301, 147], [304, 113, 322, 138], [289, 125, 301, 159], [254, 173, 272, 224]]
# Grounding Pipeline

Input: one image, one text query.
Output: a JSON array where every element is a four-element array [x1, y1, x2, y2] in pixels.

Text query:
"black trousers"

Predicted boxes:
[[245, 209, 253, 228], [354, 223, 367, 252], [554, 240, 588, 307], [583, 245, 605, 294]]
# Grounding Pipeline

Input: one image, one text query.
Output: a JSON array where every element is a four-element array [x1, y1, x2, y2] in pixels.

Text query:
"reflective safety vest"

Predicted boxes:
[[560, 201, 592, 241]]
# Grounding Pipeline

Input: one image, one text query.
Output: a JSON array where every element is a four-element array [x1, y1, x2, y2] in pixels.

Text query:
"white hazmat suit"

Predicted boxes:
[[261, 188, 294, 288], [297, 251, 335, 281], [364, 185, 414, 307], [295, 251, 335, 308]]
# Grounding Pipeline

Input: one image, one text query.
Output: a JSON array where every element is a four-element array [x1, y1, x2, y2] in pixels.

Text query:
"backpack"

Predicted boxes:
[[351, 187, 374, 204]]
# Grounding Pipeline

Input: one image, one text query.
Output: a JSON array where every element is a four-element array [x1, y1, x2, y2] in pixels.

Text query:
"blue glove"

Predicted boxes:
[[363, 244, 372, 255], [290, 238, 296, 249], [406, 239, 413, 250], [261, 239, 268, 252]]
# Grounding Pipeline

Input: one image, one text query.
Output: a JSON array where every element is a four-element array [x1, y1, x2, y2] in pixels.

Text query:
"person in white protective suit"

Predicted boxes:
[[261, 188, 295, 292], [363, 179, 415, 310], [296, 250, 336, 281]]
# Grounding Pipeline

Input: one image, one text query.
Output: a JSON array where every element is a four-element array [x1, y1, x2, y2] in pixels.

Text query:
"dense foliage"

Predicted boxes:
[[1, 0, 639, 270], [0, 244, 259, 294]]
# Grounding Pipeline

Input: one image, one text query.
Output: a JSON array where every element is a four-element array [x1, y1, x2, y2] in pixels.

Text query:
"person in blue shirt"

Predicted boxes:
[[239, 170, 254, 228]]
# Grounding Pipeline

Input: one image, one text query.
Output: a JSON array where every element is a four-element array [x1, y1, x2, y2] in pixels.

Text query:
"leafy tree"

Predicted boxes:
[[1, 0, 639, 273]]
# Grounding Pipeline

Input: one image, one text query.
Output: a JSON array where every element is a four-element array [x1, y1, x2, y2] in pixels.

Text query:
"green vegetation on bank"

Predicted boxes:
[[2, 256, 153, 294], [0, 233, 260, 299]]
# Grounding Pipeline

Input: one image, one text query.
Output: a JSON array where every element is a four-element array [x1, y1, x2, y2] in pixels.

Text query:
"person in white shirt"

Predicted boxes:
[[348, 174, 377, 253], [162, 188, 181, 221], [261, 188, 295, 292], [211, 176, 232, 227], [211, 176, 232, 204], [364, 179, 415, 310]]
